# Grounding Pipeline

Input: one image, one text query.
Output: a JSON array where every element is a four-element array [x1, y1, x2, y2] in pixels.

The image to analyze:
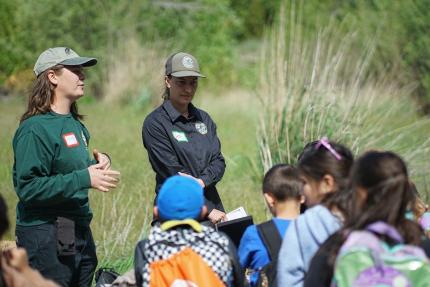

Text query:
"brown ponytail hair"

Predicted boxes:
[[347, 151, 422, 245], [314, 151, 424, 281], [20, 65, 83, 123], [162, 75, 172, 100]]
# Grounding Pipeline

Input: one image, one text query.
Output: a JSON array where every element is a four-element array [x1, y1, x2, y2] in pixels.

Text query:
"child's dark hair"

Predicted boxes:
[[311, 151, 424, 282], [298, 139, 354, 192], [0, 195, 9, 238], [298, 139, 354, 215], [262, 164, 303, 201], [409, 181, 428, 220], [347, 151, 422, 244]]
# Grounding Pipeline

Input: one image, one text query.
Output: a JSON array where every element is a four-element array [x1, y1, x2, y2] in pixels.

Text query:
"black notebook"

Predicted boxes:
[[215, 215, 254, 248]]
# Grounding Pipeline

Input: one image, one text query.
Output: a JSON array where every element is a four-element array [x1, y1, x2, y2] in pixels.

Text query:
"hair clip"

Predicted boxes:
[[315, 136, 342, 160]]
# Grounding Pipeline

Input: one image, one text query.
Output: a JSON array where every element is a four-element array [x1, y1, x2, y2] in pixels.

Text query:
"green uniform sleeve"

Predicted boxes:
[[14, 130, 91, 207]]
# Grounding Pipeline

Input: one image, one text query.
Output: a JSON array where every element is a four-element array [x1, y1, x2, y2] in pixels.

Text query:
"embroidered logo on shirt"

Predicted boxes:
[[172, 131, 188, 142], [81, 131, 88, 148], [195, 122, 207, 135], [63, 133, 79, 147]]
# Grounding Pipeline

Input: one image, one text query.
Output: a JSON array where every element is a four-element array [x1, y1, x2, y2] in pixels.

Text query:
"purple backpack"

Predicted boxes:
[[419, 212, 430, 232], [331, 221, 430, 287]]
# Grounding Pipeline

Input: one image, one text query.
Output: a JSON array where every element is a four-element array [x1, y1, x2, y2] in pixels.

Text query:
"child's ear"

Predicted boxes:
[[299, 195, 305, 204], [263, 193, 276, 207], [200, 205, 208, 219], [321, 174, 337, 194], [153, 206, 159, 219]]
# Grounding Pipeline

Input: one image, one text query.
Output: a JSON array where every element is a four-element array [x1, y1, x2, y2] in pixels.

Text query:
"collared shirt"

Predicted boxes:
[[142, 100, 226, 212]]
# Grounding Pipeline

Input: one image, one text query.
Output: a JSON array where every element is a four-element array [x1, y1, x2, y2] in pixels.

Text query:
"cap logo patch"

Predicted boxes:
[[65, 47, 71, 55], [195, 122, 207, 135], [63, 132, 79, 148], [182, 56, 194, 69]]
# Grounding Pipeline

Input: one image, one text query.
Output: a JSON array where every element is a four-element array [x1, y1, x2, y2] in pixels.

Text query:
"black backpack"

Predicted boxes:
[[255, 220, 282, 287], [95, 267, 120, 287]]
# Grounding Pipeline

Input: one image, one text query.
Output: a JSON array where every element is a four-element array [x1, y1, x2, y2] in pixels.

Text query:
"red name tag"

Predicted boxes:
[[63, 133, 79, 148]]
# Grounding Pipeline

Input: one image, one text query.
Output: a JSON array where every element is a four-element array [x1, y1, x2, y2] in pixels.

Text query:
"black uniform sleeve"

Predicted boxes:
[[204, 198, 216, 214], [142, 118, 192, 179], [199, 120, 226, 188]]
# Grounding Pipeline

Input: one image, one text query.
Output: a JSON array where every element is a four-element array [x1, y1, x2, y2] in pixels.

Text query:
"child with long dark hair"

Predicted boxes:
[[304, 151, 430, 287], [277, 137, 354, 287]]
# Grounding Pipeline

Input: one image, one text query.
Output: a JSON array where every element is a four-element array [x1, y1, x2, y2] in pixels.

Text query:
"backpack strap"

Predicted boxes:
[[256, 220, 283, 261], [366, 221, 403, 243]]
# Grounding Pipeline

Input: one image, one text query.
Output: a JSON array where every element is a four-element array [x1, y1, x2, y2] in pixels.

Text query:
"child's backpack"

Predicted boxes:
[[332, 221, 430, 287], [419, 212, 430, 233], [94, 267, 120, 287], [149, 247, 226, 287], [255, 220, 283, 287]]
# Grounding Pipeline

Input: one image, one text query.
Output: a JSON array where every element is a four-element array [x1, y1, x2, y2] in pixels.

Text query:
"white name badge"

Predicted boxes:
[[172, 131, 188, 142], [63, 132, 79, 147]]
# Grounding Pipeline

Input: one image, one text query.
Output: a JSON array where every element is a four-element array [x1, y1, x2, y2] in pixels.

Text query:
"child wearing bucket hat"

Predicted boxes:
[[12, 47, 120, 286], [134, 175, 246, 287], [142, 52, 226, 225]]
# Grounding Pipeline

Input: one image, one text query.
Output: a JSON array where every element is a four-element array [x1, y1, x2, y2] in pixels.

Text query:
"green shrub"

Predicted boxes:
[[0, 0, 242, 98], [399, 0, 430, 108], [258, 3, 430, 196]]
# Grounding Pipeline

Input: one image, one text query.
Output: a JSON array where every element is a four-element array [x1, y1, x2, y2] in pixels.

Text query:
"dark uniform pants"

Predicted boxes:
[[16, 223, 97, 287]]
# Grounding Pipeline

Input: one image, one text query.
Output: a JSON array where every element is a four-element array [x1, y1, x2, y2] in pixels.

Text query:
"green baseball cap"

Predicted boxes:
[[33, 47, 97, 77], [165, 52, 205, 78]]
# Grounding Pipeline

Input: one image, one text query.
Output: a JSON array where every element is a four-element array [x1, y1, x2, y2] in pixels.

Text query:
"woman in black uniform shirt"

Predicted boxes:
[[142, 52, 226, 224]]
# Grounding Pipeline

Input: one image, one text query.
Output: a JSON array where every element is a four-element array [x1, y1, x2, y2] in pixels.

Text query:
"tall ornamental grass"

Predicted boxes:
[[258, 5, 430, 196]]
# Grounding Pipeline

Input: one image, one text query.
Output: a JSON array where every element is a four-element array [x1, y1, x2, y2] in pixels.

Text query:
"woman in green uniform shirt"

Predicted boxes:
[[12, 47, 120, 286]]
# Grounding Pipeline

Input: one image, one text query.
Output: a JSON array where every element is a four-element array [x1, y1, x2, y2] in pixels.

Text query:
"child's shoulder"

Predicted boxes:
[[296, 205, 340, 228], [272, 217, 292, 224], [238, 224, 261, 252], [243, 224, 258, 238], [301, 205, 332, 219]]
